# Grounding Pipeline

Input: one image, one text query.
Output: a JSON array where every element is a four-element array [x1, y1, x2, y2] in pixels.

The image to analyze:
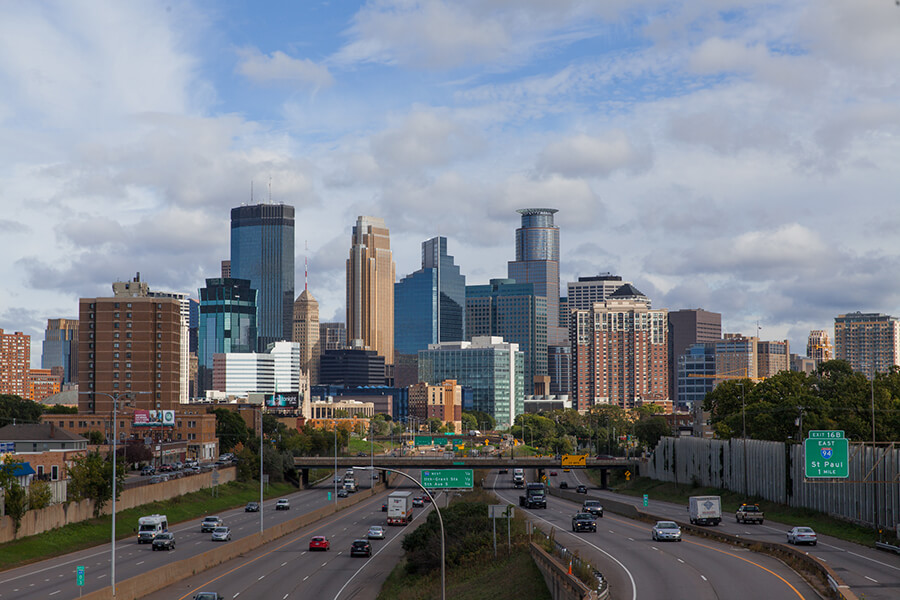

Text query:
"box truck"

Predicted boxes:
[[688, 496, 722, 526], [387, 491, 414, 525]]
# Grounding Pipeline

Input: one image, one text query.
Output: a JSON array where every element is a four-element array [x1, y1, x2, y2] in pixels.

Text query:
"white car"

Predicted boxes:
[[651, 521, 682, 542], [275, 499, 290, 511], [367, 525, 385, 540], [211, 526, 231, 542], [787, 526, 817, 546]]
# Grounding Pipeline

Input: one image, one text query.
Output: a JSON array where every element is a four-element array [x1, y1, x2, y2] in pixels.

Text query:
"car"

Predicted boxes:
[[367, 525, 385, 540], [151, 531, 176, 551], [337, 489, 349, 498], [576, 485, 587, 494], [275, 499, 290, 511], [308, 535, 330, 551], [651, 521, 682, 542], [582, 500, 604, 518], [595, 454, 616, 460], [381, 503, 388, 512], [357, 451, 368, 457], [193, 593, 221, 600], [498, 468, 508, 474], [549, 471, 558, 476], [563, 468, 571, 472], [201, 516, 223, 532], [350, 539, 372, 557], [173, 461, 184, 470], [572, 512, 597, 533], [211, 526, 231, 542], [141, 466, 155, 476], [412, 497, 424, 507], [159, 464, 174, 473], [334, 476, 343, 483], [787, 527, 817, 546], [559, 481, 569, 489], [421, 494, 432, 503], [245, 502, 260, 512]]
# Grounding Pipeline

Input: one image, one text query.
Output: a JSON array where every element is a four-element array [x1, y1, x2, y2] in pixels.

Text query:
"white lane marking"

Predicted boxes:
[[865, 576, 878, 583], [258, 575, 265, 581], [847, 551, 900, 572], [49, 591, 61, 596], [283, 595, 289, 599], [233, 594, 240, 599], [303, 575, 309, 581], [628, 537, 634, 541], [677, 558, 685, 563], [281, 561, 287, 567], [651, 546, 659, 551], [609, 530, 615, 534], [701, 575, 708, 581]]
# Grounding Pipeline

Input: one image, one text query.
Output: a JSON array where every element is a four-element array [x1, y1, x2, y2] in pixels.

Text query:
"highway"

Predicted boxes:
[[489, 470, 820, 600]]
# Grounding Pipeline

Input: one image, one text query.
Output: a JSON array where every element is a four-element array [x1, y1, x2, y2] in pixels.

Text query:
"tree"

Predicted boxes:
[[214, 408, 250, 453], [460, 413, 478, 432], [121, 441, 153, 465], [426, 418, 443, 433], [4, 483, 26, 533], [68, 451, 125, 517], [465, 411, 495, 431], [634, 416, 671, 449], [0, 395, 43, 427], [27, 479, 53, 510], [86, 430, 105, 445], [42, 404, 78, 415]]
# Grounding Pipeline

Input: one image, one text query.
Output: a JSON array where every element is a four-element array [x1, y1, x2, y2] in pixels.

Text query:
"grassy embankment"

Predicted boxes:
[[595, 471, 879, 546], [0, 479, 296, 571]]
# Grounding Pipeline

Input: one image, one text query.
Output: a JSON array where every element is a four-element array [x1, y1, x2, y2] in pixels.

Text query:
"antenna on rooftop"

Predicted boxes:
[[268, 176, 272, 203], [305, 240, 309, 292], [250, 180, 254, 202]]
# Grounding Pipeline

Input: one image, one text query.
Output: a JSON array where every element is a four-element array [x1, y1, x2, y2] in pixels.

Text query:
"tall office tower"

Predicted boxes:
[[418, 336, 524, 428], [558, 297, 569, 329], [267, 341, 302, 393], [197, 278, 258, 394], [41, 318, 79, 384], [667, 309, 722, 402], [230, 203, 295, 351], [77, 290, 181, 414], [714, 334, 759, 383], [675, 342, 716, 410], [757, 340, 790, 377], [346, 216, 395, 364], [319, 322, 346, 351], [834, 312, 900, 378], [807, 330, 834, 366], [791, 354, 817, 374], [0, 329, 30, 397], [508, 208, 566, 346], [319, 348, 386, 387], [395, 236, 466, 355], [188, 299, 200, 353], [466, 278, 548, 393], [547, 345, 571, 395], [293, 290, 321, 385], [571, 285, 668, 411]]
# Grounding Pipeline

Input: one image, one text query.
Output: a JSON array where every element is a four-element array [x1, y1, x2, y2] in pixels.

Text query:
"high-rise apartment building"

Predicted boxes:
[[807, 330, 834, 366], [714, 334, 759, 383], [466, 279, 547, 393], [0, 329, 30, 398], [293, 290, 320, 385], [26, 369, 61, 402], [566, 275, 628, 312], [346, 216, 395, 364], [418, 336, 524, 428], [319, 322, 346, 351], [508, 208, 566, 346], [77, 292, 181, 414], [230, 203, 295, 351], [41, 318, 78, 385], [571, 285, 668, 411], [667, 309, 722, 402], [395, 236, 466, 355], [146, 287, 191, 404], [198, 278, 258, 394], [757, 340, 790, 378], [408, 379, 462, 433], [834, 312, 900, 378], [211, 341, 306, 399], [547, 345, 571, 396]]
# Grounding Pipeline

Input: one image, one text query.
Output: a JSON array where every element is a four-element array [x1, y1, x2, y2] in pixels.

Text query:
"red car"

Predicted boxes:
[[308, 536, 330, 551], [549, 471, 558, 476], [421, 494, 432, 503]]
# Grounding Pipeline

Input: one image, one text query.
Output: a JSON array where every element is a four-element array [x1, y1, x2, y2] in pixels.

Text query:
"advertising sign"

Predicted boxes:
[[265, 392, 299, 408], [133, 410, 151, 426], [133, 410, 175, 427]]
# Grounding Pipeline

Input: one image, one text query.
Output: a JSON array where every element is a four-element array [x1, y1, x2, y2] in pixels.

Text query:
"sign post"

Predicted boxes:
[[643, 494, 649, 507], [76, 565, 85, 596], [804, 430, 849, 479]]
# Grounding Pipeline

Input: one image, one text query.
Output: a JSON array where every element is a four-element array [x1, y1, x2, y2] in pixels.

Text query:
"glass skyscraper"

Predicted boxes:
[[395, 236, 466, 355], [198, 278, 258, 394], [230, 204, 295, 351], [41, 318, 78, 384]]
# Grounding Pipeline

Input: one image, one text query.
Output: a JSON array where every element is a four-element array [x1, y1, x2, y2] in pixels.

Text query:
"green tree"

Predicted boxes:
[[235, 446, 258, 482], [42, 404, 77, 414], [460, 413, 478, 432], [0, 456, 23, 490], [27, 479, 53, 510], [68, 451, 125, 517], [465, 411, 494, 431], [5, 483, 27, 533], [0, 395, 43, 427], [634, 416, 671, 449], [214, 408, 250, 453], [86, 430, 105, 445], [426, 418, 443, 433]]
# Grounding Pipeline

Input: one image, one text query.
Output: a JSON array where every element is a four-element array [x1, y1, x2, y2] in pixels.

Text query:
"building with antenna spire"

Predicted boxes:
[[293, 252, 321, 385]]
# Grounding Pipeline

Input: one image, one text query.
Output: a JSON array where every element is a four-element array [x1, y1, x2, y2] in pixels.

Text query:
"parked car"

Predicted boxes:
[[337, 489, 349, 498], [559, 481, 569, 489], [141, 466, 155, 476], [151, 532, 176, 551], [412, 497, 424, 507], [308, 535, 330, 551], [651, 521, 682, 542], [787, 527, 817, 546], [211, 527, 231, 542], [350, 539, 372, 557], [576, 485, 588, 494], [275, 499, 290, 511], [201, 516, 223, 532], [245, 502, 260, 512], [572, 513, 597, 532], [367, 525, 385, 540]]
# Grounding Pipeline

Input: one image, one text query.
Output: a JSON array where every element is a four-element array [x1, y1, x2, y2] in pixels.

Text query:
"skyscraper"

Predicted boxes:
[[346, 216, 395, 364], [0, 329, 30, 398], [834, 312, 900, 378], [230, 203, 295, 351], [41, 318, 79, 384], [466, 278, 547, 393], [319, 322, 346, 351], [198, 278, 258, 394], [757, 340, 790, 377], [807, 330, 834, 366], [395, 236, 466, 355], [508, 208, 565, 346], [667, 309, 722, 402], [293, 289, 321, 385]]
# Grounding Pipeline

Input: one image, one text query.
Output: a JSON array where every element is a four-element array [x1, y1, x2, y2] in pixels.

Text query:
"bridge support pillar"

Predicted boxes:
[[600, 468, 609, 490], [300, 468, 309, 488]]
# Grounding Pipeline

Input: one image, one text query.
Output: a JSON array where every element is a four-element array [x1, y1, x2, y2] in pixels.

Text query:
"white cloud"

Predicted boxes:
[[236, 48, 334, 89], [537, 131, 652, 178], [371, 108, 486, 171]]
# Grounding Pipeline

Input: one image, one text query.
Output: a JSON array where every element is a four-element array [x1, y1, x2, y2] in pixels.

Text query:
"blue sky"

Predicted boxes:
[[1, 0, 900, 367]]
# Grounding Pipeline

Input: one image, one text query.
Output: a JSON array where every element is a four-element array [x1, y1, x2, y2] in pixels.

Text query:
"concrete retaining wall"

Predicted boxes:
[[530, 542, 598, 600]]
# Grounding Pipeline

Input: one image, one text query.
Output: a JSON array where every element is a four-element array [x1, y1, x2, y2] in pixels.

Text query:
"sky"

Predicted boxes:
[[1, 0, 900, 367]]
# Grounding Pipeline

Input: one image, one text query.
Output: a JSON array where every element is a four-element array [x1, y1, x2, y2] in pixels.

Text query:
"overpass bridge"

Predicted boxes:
[[292, 456, 641, 489]]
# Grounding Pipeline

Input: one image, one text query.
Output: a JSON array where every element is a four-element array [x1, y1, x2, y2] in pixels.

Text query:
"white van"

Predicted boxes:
[[137, 514, 168, 543]]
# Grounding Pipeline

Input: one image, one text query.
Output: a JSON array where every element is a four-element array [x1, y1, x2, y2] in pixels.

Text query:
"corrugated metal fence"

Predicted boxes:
[[644, 437, 899, 531]]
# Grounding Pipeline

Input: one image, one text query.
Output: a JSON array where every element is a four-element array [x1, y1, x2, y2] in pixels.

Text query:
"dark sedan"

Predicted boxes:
[[350, 539, 372, 557], [571, 513, 597, 533], [576, 485, 587, 494], [245, 502, 260, 512], [151, 532, 175, 551]]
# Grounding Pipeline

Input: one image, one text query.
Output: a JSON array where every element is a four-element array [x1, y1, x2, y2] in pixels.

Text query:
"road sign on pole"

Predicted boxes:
[[76, 565, 85, 586], [804, 431, 849, 478], [421, 469, 474, 489], [643, 494, 649, 507]]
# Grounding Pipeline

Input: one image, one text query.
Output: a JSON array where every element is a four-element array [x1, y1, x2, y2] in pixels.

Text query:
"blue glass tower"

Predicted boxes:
[[197, 278, 258, 394], [394, 237, 466, 355], [230, 204, 294, 352]]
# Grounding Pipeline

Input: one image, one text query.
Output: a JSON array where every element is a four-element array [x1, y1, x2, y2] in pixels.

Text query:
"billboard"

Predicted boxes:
[[265, 392, 299, 409], [133, 410, 175, 427]]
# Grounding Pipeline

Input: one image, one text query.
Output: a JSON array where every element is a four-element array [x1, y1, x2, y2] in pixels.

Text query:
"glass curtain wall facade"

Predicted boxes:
[[395, 236, 465, 355], [41, 318, 78, 384], [676, 343, 716, 411], [230, 204, 295, 352], [198, 278, 257, 394]]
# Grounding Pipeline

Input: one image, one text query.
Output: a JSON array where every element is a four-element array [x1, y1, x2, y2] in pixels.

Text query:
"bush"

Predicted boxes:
[[27, 480, 53, 510]]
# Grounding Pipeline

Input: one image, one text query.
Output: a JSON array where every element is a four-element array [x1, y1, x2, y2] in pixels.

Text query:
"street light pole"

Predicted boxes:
[[871, 373, 879, 536], [333, 419, 338, 506], [259, 407, 263, 534]]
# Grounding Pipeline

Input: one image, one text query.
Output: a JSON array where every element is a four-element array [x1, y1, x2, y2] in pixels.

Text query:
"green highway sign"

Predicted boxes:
[[804, 433, 849, 478], [434, 437, 447, 445], [421, 469, 473, 489], [76, 565, 85, 586], [414, 436, 432, 446], [809, 430, 845, 439], [642, 494, 649, 507]]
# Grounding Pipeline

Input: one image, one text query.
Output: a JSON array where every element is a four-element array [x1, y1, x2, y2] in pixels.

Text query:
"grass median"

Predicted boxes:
[[0, 480, 296, 572]]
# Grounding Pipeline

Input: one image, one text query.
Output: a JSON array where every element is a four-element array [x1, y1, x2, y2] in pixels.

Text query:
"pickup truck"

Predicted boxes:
[[735, 503, 764, 524]]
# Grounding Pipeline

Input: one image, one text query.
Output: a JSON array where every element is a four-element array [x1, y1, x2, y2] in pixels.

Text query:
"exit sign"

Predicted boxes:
[[421, 469, 473, 489], [804, 431, 849, 478]]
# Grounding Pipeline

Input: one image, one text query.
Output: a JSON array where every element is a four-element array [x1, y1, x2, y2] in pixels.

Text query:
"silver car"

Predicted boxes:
[[367, 525, 385, 540], [211, 526, 232, 542], [651, 521, 682, 542], [787, 526, 817, 546]]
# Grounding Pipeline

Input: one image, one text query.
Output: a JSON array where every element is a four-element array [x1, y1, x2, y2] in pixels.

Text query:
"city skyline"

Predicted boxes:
[[2, 1, 899, 366]]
